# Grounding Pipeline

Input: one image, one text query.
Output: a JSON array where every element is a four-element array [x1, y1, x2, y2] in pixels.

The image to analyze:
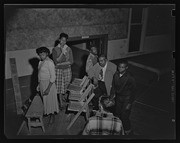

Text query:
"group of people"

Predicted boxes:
[[35, 32, 136, 135], [36, 33, 73, 125], [84, 45, 136, 135]]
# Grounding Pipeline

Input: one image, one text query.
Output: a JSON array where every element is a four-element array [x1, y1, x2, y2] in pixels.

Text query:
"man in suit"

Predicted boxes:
[[110, 59, 136, 135], [88, 54, 117, 110]]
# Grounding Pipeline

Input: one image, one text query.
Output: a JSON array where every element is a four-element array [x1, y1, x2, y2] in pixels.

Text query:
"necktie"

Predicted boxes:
[[99, 68, 103, 80]]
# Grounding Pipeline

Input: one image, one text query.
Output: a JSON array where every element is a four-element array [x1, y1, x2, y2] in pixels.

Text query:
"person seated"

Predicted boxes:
[[82, 96, 124, 135], [91, 77, 107, 110]]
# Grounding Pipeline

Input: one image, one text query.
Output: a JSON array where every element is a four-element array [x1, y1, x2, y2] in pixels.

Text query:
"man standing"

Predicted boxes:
[[88, 54, 117, 110], [86, 46, 98, 76], [110, 59, 136, 135]]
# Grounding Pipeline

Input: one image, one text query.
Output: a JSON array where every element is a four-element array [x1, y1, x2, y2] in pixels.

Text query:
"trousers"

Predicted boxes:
[[114, 95, 132, 131], [91, 81, 107, 110]]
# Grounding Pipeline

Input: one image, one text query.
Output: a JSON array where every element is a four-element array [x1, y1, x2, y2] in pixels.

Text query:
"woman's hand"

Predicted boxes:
[[43, 88, 50, 96], [62, 48, 67, 55], [62, 45, 68, 55]]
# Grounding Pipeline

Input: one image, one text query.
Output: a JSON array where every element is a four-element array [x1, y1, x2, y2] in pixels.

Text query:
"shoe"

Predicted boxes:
[[48, 114, 55, 125], [59, 106, 63, 111]]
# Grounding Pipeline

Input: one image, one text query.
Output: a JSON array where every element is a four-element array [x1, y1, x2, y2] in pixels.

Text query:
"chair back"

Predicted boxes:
[[79, 83, 93, 102], [80, 76, 88, 87]]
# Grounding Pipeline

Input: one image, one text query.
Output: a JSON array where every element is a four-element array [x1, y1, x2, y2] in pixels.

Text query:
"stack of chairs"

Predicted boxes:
[[67, 76, 90, 100], [66, 76, 95, 130]]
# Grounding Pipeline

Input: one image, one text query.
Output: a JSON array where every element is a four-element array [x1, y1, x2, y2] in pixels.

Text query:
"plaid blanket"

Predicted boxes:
[[82, 115, 124, 135], [55, 68, 72, 94]]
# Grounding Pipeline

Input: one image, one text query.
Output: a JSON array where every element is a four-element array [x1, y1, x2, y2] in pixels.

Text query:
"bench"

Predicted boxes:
[[25, 94, 45, 134]]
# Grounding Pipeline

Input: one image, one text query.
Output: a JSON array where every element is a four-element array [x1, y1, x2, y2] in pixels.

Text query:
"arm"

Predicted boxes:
[[68, 47, 73, 65], [124, 76, 136, 110], [43, 61, 56, 96], [87, 62, 97, 79], [86, 55, 93, 73], [43, 82, 53, 96], [56, 47, 73, 66], [109, 73, 116, 100], [56, 53, 65, 62], [52, 47, 65, 65]]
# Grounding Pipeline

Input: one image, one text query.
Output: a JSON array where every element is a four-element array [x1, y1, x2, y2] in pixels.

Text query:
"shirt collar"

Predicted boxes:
[[119, 71, 127, 77], [102, 61, 108, 69]]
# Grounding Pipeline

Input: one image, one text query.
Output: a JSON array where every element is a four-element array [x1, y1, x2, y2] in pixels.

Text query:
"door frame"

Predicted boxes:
[[67, 34, 108, 57]]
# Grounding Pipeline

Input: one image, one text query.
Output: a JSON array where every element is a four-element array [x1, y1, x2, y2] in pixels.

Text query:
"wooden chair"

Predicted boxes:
[[66, 84, 94, 130], [71, 76, 88, 87], [67, 77, 90, 95], [25, 94, 45, 134], [68, 78, 90, 101]]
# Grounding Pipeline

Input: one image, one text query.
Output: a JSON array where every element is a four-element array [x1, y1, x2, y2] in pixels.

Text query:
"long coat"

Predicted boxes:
[[88, 61, 117, 96]]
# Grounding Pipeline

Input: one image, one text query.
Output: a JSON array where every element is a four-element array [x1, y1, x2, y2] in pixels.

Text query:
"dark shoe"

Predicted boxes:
[[49, 114, 55, 125], [59, 106, 63, 111]]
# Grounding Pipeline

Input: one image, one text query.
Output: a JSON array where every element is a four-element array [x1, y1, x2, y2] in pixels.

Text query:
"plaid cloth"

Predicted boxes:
[[55, 67, 72, 94], [82, 114, 124, 135]]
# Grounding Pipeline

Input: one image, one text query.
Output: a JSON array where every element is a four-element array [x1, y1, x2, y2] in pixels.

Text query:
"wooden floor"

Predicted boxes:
[[4, 51, 175, 139], [18, 108, 87, 136]]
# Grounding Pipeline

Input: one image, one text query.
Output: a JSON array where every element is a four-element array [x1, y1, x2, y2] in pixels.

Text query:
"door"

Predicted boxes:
[[68, 34, 108, 78], [86, 34, 108, 57]]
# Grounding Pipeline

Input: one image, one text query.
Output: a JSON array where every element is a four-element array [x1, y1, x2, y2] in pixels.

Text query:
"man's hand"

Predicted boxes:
[[36, 85, 40, 92]]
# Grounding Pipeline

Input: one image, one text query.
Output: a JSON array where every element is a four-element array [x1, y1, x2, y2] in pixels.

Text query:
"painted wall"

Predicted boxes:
[[107, 39, 128, 60], [107, 34, 172, 61], [143, 34, 172, 54], [5, 6, 174, 79], [5, 8, 129, 52]]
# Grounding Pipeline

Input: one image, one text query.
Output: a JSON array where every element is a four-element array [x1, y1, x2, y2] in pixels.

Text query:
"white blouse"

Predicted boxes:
[[38, 58, 56, 83]]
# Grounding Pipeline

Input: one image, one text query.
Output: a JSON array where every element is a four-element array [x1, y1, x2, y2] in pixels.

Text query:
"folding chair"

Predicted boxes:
[[68, 79, 90, 101], [71, 76, 88, 87], [67, 77, 90, 95], [66, 84, 94, 130]]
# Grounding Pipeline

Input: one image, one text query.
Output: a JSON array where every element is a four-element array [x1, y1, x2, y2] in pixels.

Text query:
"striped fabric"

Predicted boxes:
[[55, 67, 72, 94], [82, 115, 124, 135]]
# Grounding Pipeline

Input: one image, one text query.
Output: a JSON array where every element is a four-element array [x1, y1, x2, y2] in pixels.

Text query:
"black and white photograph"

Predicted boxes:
[[4, 4, 175, 139]]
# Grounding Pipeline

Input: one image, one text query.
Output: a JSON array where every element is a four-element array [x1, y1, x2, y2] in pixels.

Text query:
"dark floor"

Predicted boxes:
[[4, 50, 175, 139]]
